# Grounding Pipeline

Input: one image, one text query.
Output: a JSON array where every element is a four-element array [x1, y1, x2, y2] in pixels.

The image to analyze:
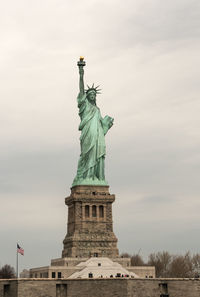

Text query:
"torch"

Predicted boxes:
[[77, 56, 86, 68]]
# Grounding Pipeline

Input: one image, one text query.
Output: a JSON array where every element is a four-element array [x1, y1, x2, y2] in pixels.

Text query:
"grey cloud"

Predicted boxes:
[[129, 0, 200, 44], [0, 180, 21, 194], [0, 148, 77, 195], [0, 0, 200, 272], [136, 195, 173, 206]]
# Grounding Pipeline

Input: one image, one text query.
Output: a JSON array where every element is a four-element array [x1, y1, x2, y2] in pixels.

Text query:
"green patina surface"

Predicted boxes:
[[72, 58, 114, 187]]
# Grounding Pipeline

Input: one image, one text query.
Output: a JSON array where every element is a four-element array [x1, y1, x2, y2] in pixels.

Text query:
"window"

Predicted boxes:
[[3, 284, 10, 297], [58, 272, 62, 278], [56, 284, 61, 297], [98, 263, 101, 266], [94, 253, 98, 257], [159, 283, 168, 292], [56, 284, 67, 297], [43, 272, 48, 278], [99, 205, 104, 218], [85, 205, 90, 217], [52, 272, 56, 278], [92, 205, 97, 217], [159, 283, 168, 297]]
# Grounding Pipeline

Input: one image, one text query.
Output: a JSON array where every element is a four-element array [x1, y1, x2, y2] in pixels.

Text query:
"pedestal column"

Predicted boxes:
[[62, 185, 119, 258]]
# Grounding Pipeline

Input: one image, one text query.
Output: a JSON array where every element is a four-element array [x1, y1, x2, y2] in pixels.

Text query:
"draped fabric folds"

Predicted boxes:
[[72, 93, 109, 186]]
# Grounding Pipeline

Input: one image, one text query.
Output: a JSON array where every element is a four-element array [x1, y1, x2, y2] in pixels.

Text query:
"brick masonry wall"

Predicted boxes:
[[18, 280, 56, 297], [1, 278, 200, 297], [0, 280, 17, 297], [127, 278, 200, 297]]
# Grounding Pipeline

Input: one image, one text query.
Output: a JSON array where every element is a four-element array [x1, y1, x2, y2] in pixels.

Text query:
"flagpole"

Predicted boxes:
[[16, 244, 18, 278]]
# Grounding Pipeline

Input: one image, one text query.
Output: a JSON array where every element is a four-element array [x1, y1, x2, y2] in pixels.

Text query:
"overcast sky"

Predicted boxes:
[[0, 0, 200, 272]]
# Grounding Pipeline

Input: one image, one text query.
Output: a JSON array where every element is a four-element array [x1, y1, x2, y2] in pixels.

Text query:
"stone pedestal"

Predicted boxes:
[[62, 185, 119, 258]]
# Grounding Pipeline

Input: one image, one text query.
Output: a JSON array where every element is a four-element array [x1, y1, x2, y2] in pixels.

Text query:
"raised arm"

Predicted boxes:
[[77, 57, 86, 97]]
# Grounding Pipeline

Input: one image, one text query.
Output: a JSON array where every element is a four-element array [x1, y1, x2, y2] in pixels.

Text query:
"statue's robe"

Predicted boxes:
[[73, 93, 110, 185]]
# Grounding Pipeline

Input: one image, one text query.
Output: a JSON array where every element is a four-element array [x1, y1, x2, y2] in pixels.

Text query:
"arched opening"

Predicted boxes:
[[85, 205, 90, 217], [99, 205, 104, 218], [92, 205, 97, 217]]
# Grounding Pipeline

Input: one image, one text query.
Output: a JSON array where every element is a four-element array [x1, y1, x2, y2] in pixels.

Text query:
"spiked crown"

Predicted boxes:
[[85, 83, 101, 95]]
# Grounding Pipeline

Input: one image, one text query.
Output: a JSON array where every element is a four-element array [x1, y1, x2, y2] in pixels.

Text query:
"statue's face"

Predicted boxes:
[[87, 91, 96, 103]]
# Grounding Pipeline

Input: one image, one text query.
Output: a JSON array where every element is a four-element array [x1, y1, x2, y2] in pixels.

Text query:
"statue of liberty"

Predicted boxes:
[[72, 57, 114, 187]]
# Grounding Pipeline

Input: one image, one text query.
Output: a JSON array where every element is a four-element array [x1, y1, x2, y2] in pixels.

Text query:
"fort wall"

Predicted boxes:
[[1, 278, 200, 297]]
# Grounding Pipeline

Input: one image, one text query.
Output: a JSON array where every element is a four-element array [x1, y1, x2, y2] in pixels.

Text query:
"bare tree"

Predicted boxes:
[[192, 253, 200, 277], [169, 252, 193, 278], [131, 254, 145, 266], [148, 251, 172, 277], [0, 265, 15, 279], [121, 250, 199, 278]]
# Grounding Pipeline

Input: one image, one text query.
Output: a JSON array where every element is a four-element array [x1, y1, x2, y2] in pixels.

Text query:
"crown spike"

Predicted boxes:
[[85, 83, 102, 95]]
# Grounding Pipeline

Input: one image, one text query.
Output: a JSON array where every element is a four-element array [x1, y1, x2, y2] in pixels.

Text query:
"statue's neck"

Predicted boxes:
[[88, 100, 96, 106]]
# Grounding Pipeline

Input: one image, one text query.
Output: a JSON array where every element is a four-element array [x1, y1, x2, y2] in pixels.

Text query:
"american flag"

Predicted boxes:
[[17, 244, 24, 256]]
